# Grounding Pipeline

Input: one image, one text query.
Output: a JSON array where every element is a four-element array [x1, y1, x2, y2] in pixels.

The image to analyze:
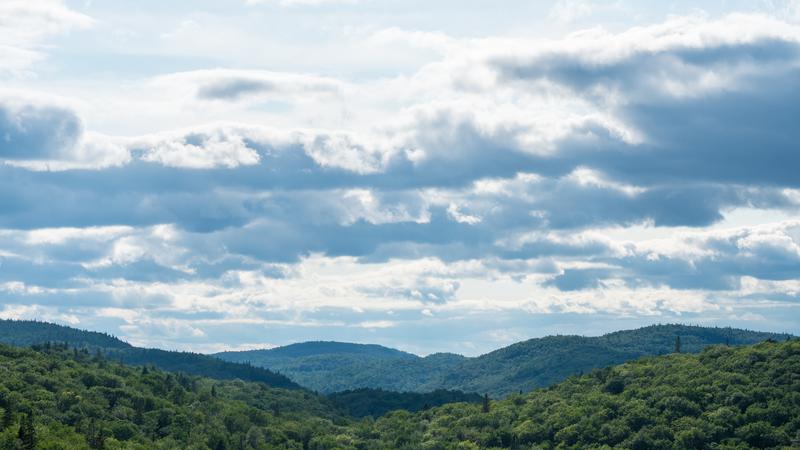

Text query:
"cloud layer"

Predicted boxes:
[[1, 6, 799, 354]]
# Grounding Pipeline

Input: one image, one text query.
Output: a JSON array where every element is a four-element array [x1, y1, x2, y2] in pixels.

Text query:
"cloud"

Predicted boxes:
[[153, 69, 343, 102], [0, 97, 83, 160], [0, 95, 130, 169], [245, 0, 359, 6], [136, 127, 261, 169], [0, 0, 92, 73], [2, 12, 800, 350], [548, 0, 625, 24]]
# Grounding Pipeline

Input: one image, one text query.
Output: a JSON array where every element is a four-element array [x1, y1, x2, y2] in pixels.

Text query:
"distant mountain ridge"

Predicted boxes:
[[249, 341, 418, 359], [0, 320, 790, 398], [217, 324, 792, 397], [0, 319, 299, 390]]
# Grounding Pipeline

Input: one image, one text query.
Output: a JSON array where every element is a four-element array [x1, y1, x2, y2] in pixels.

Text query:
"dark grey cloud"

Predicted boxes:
[[544, 268, 612, 291], [498, 38, 800, 99], [197, 79, 275, 100], [496, 38, 800, 188]]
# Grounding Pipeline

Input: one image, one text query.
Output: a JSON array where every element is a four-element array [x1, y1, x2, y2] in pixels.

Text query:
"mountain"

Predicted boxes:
[[2, 335, 798, 448], [0, 320, 299, 390], [217, 324, 791, 397], [260, 341, 417, 359], [218, 341, 465, 394]]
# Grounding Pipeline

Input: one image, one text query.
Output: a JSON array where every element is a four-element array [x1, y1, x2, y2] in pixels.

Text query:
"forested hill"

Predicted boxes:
[[356, 338, 800, 449], [0, 320, 130, 349], [255, 341, 417, 359], [217, 343, 467, 394], [441, 324, 791, 397], [1, 320, 790, 398], [217, 324, 791, 397], [1, 337, 798, 448], [0, 343, 347, 449], [0, 320, 299, 390], [217, 341, 447, 394]]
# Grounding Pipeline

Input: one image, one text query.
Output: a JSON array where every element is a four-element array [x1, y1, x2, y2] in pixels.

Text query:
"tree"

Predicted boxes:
[[17, 412, 35, 450], [87, 419, 106, 450], [482, 394, 490, 413], [674, 336, 681, 353], [1, 406, 13, 430]]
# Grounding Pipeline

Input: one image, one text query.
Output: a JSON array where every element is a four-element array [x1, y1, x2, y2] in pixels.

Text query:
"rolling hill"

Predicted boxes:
[[0, 342, 347, 449], [218, 341, 466, 394], [1, 334, 797, 448], [355, 338, 800, 449], [217, 324, 792, 397], [0, 320, 299, 390]]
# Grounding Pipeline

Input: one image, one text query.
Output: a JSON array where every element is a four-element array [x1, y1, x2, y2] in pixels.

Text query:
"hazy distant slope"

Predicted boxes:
[[256, 341, 418, 359], [0, 319, 300, 389], [218, 324, 791, 396], [218, 341, 461, 393]]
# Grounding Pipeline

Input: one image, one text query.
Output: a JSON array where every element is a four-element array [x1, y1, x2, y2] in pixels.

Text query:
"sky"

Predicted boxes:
[[1, 0, 799, 356]]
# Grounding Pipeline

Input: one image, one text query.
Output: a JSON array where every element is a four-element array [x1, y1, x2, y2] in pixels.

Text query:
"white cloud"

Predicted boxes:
[[245, 0, 360, 6], [0, 0, 92, 74]]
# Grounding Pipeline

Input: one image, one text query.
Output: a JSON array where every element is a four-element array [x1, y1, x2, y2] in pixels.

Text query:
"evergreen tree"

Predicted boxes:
[[482, 394, 490, 413], [674, 335, 681, 353], [1, 406, 13, 430], [87, 419, 106, 449], [17, 412, 35, 450]]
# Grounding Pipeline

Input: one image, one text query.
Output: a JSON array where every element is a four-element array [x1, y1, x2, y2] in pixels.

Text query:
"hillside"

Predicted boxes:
[[0, 320, 131, 350], [327, 388, 482, 418], [355, 339, 800, 449], [0, 320, 299, 390], [254, 341, 417, 359], [2, 337, 797, 448], [0, 343, 349, 449], [217, 324, 791, 397], [219, 342, 466, 394], [433, 324, 791, 397]]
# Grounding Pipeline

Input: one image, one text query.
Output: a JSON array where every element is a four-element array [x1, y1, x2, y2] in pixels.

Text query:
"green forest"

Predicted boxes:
[[1, 336, 798, 449], [0, 321, 298, 390], [217, 324, 790, 397]]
